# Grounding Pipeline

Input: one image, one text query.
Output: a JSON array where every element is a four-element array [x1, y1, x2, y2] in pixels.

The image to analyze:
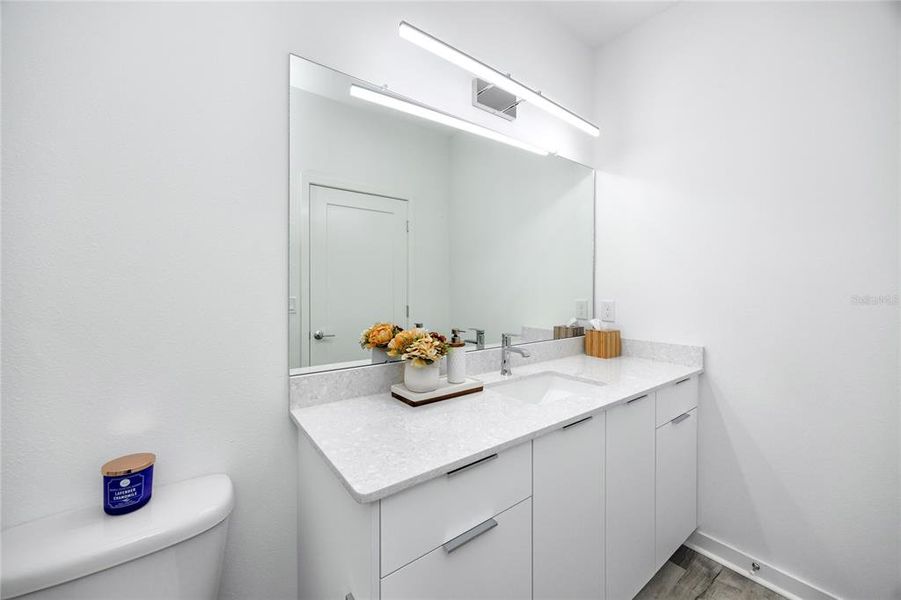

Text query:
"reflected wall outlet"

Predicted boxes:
[[600, 300, 616, 323], [575, 299, 590, 319]]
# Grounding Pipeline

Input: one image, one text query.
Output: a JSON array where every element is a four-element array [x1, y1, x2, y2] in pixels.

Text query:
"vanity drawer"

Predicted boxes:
[[656, 375, 698, 427], [380, 441, 532, 577], [380, 498, 532, 600]]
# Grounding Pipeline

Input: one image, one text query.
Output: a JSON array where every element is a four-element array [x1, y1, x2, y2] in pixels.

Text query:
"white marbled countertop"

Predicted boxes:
[[291, 354, 703, 503]]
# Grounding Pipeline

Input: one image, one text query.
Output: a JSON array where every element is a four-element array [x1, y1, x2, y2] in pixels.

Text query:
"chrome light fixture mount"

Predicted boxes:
[[473, 79, 519, 122], [399, 21, 600, 137], [349, 84, 549, 156]]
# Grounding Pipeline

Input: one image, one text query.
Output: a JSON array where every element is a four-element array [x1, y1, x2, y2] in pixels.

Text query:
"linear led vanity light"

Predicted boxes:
[[349, 84, 549, 156], [398, 21, 600, 137]]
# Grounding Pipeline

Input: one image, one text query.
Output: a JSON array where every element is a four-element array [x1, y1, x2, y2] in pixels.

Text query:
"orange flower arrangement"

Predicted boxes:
[[389, 330, 449, 367], [387, 328, 426, 357], [359, 322, 402, 350]]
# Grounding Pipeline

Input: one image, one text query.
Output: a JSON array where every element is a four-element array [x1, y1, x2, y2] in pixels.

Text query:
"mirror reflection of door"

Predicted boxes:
[[309, 185, 409, 366]]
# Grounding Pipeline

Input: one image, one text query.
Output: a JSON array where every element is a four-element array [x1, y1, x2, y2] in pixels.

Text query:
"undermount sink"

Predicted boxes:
[[489, 371, 605, 404]]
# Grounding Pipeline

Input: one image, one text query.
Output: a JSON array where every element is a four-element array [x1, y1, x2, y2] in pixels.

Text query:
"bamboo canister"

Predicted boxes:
[[584, 329, 621, 359], [554, 325, 586, 339]]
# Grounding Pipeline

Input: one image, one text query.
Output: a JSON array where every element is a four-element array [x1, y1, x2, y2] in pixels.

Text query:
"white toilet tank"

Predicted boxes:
[[1, 474, 234, 600]]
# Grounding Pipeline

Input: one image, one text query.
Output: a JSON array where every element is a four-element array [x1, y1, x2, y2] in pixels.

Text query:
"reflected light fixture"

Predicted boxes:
[[399, 21, 600, 137], [349, 84, 549, 156]]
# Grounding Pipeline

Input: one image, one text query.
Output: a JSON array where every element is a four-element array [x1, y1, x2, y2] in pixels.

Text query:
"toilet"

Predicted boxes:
[[1, 474, 234, 600]]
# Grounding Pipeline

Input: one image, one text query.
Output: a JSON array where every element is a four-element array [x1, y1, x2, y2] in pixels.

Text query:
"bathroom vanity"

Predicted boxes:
[[292, 352, 701, 600], [287, 50, 702, 600]]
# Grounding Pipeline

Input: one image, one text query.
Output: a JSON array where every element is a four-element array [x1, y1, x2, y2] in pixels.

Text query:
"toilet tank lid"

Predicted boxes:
[[1, 474, 234, 600]]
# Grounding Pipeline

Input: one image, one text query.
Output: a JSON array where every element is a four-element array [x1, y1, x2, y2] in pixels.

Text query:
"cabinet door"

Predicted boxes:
[[656, 376, 698, 426], [380, 499, 532, 600], [380, 442, 531, 576], [656, 408, 698, 567], [533, 413, 606, 600], [606, 394, 656, 600]]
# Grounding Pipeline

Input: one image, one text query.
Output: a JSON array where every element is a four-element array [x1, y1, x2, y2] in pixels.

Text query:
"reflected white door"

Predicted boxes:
[[309, 185, 409, 366]]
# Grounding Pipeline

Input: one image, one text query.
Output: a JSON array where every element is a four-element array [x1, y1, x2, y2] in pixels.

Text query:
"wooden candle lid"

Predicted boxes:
[[101, 452, 156, 476]]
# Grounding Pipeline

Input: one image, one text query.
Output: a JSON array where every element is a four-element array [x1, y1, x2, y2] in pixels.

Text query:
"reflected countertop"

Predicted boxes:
[[290, 353, 703, 503]]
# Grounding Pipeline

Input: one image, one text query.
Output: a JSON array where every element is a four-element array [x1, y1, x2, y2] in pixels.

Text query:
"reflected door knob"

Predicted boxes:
[[313, 330, 335, 340]]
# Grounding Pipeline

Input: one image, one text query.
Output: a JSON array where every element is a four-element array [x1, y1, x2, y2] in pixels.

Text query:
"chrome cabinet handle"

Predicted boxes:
[[675, 377, 691, 385], [312, 330, 335, 340], [671, 412, 692, 424], [446, 453, 497, 477], [562, 415, 593, 430], [627, 394, 648, 404], [443, 518, 498, 553]]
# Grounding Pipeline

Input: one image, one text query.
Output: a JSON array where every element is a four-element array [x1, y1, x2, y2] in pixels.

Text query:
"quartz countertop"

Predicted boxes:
[[291, 354, 702, 503]]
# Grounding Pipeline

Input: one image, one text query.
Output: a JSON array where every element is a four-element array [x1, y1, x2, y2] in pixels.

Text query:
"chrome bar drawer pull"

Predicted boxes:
[[442, 518, 498, 553], [627, 394, 648, 404], [671, 412, 692, 424], [446, 453, 498, 477], [675, 377, 691, 385], [562, 415, 593, 430]]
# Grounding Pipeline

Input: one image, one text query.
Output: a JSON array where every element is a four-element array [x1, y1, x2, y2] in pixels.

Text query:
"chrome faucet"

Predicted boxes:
[[464, 327, 486, 350], [500, 333, 531, 376]]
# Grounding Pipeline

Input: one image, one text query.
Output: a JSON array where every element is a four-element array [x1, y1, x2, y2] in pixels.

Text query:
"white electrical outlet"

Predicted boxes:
[[574, 299, 590, 319], [600, 299, 616, 323]]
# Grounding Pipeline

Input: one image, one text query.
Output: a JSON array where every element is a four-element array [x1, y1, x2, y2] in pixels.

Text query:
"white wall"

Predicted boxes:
[[1, 3, 595, 599], [594, 3, 900, 598], [448, 134, 594, 344]]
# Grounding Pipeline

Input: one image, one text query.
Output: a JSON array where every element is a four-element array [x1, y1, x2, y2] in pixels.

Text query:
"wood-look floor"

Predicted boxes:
[[636, 546, 786, 600]]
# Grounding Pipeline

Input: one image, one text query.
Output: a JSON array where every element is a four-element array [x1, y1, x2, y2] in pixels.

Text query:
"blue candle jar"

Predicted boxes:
[[101, 453, 155, 515]]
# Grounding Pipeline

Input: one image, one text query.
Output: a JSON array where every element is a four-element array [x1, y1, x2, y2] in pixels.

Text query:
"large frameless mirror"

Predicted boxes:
[[289, 55, 594, 375]]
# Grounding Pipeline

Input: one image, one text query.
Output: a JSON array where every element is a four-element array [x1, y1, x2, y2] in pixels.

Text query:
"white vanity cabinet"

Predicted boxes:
[[379, 443, 533, 599], [380, 499, 532, 600], [605, 393, 657, 600], [604, 377, 701, 600], [380, 442, 531, 577], [655, 377, 699, 568], [297, 373, 700, 600], [656, 376, 698, 426], [298, 436, 534, 600], [533, 413, 606, 600]]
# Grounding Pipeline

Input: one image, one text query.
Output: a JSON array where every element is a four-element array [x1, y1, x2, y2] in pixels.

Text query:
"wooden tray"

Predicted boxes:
[[391, 377, 484, 407]]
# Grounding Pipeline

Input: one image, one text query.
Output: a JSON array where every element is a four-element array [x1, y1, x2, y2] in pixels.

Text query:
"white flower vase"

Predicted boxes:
[[404, 361, 440, 393], [372, 347, 401, 364], [371, 347, 389, 364]]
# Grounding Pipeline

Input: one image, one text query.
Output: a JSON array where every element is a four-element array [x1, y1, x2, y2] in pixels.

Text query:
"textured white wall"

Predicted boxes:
[[1, 3, 594, 599], [594, 3, 900, 598]]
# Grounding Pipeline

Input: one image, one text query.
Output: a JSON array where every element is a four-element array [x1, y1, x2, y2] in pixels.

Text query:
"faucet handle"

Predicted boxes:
[[468, 327, 485, 334], [501, 332, 521, 345]]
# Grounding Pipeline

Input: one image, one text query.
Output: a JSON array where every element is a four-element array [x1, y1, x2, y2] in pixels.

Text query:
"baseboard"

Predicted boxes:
[[686, 530, 840, 600]]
